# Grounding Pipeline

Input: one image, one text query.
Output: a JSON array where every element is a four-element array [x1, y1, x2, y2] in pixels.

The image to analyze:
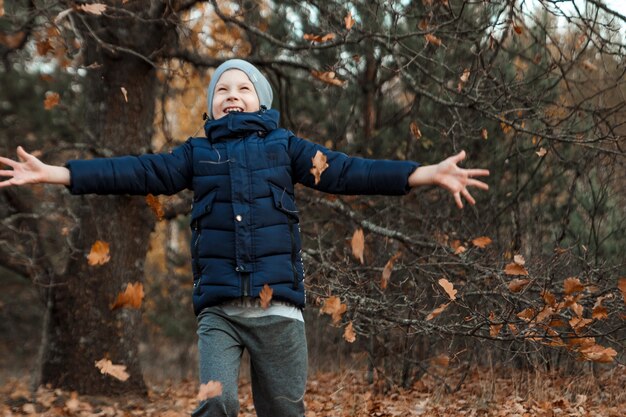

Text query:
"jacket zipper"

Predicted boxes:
[[288, 217, 298, 289], [192, 220, 201, 281]]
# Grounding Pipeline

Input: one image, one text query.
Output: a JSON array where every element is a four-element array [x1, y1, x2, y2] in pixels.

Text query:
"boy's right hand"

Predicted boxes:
[[0, 146, 70, 187]]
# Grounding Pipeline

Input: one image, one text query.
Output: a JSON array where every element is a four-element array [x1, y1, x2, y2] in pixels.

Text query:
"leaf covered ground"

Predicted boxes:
[[2, 366, 625, 417]]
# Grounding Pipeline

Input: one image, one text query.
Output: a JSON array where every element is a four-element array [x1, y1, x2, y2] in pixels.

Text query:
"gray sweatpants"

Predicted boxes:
[[192, 307, 307, 417]]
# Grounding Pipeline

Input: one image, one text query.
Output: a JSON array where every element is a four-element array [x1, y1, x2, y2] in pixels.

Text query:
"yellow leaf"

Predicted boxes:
[[471, 236, 492, 248], [344, 11, 355, 30], [320, 296, 347, 325], [198, 381, 223, 401], [44, 92, 60, 110], [426, 302, 449, 321], [438, 278, 457, 300], [343, 321, 356, 343], [504, 262, 528, 276], [351, 228, 365, 264], [259, 284, 273, 309], [508, 279, 530, 293], [424, 33, 442, 46], [381, 252, 402, 290], [87, 240, 110, 266], [310, 150, 329, 185], [110, 282, 144, 310], [78, 3, 107, 15], [564, 277, 584, 295], [410, 121, 422, 140], [94, 358, 129, 381], [311, 70, 346, 87]]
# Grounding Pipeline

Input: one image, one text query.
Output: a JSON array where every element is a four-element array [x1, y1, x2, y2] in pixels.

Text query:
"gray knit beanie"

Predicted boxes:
[[206, 59, 273, 119]]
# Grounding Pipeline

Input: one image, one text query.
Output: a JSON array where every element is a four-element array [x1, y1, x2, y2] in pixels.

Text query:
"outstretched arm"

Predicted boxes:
[[0, 146, 70, 187], [409, 150, 489, 209]]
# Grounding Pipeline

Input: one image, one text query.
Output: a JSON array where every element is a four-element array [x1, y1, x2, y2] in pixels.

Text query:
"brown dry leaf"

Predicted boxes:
[[0, 0, 4, 17], [424, 33, 442, 46], [410, 121, 422, 140], [426, 302, 449, 321], [459, 68, 470, 83], [110, 282, 144, 310], [516, 307, 535, 321], [311, 70, 346, 87], [381, 252, 402, 290], [508, 279, 530, 293], [259, 284, 273, 309], [504, 262, 528, 276], [570, 316, 592, 331], [0, 31, 26, 49], [343, 321, 356, 343], [351, 228, 365, 264], [431, 354, 449, 367], [579, 344, 617, 363], [513, 22, 523, 34], [121, 87, 128, 102], [618, 278, 626, 304], [320, 296, 347, 325], [145, 194, 164, 220], [450, 239, 466, 255], [535, 306, 553, 323], [481, 128, 488, 140], [303, 33, 336, 43], [536, 147, 547, 157], [581, 59, 598, 72], [44, 92, 60, 110], [344, 11, 355, 30], [471, 236, 492, 248], [87, 240, 110, 266], [198, 381, 223, 401], [570, 302, 583, 318], [542, 290, 556, 307], [438, 278, 457, 300], [513, 254, 526, 265], [564, 277, 584, 295], [592, 295, 610, 320], [310, 150, 329, 185], [94, 358, 129, 381], [78, 3, 107, 15], [489, 311, 503, 337], [36, 39, 54, 56]]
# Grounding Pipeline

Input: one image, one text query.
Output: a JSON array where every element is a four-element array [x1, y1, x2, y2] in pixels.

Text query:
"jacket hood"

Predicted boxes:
[[204, 108, 280, 142]]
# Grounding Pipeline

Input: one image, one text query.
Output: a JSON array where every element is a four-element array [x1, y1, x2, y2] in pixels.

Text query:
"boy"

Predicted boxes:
[[0, 59, 489, 416]]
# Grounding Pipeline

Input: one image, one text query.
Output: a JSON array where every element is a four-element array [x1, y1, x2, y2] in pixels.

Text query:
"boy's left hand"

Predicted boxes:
[[408, 150, 490, 208]]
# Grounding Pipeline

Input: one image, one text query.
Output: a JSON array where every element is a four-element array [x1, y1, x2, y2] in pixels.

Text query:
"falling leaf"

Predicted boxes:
[[303, 33, 336, 43], [110, 282, 144, 310], [78, 3, 107, 15], [310, 150, 329, 185], [481, 128, 488, 140], [44, 92, 60, 110], [536, 147, 547, 157], [409, 121, 422, 140], [259, 284, 273, 309], [504, 262, 528, 276], [343, 321, 356, 343], [344, 11, 355, 30], [311, 70, 346, 87], [618, 278, 626, 304], [424, 33, 442, 46], [579, 344, 617, 363], [472, 236, 492, 248], [351, 228, 365, 264], [320, 296, 347, 325], [198, 381, 223, 401], [564, 277, 584, 295], [489, 311, 502, 337], [121, 87, 128, 102], [508, 279, 530, 293], [87, 240, 111, 266], [146, 194, 164, 220], [513, 254, 526, 265], [94, 358, 129, 381], [438, 278, 457, 300], [426, 302, 449, 321], [381, 252, 402, 290]]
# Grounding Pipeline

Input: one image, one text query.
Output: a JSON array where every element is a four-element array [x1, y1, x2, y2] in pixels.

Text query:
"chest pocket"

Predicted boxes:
[[269, 182, 299, 222], [193, 144, 229, 176], [191, 187, 218, 224]]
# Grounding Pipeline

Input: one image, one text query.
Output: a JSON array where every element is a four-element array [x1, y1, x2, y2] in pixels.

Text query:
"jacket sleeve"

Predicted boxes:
[[65, 139, 194, 196], [288, 134, 420, 195]]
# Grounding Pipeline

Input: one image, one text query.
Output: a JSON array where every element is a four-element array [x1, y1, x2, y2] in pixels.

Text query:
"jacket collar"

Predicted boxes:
[[204, 108, 280, 142]]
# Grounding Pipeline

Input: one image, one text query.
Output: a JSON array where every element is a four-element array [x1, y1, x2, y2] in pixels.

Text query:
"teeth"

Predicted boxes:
[[225, 108, 242, 113]]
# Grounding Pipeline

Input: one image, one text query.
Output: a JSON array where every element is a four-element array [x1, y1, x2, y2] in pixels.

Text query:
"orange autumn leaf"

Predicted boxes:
[[516, 307, 535, 322], [145, 194, 164, 220], [489, 311, 502, 337], [450, 239, 466, 255], [344, 11, 355, 30], [94, 358, 129, 381], [513, 22, 523, 35], [542, 290, 556, 307], [410, 121, 422, 140], [351, 228, 365, 264], [36, 39, 54, 56], [564, 277, 584, 295], [579, 344, 617, 363], [44, 92, 60, 110], [426, 302, 449, 321], [438, 278, 457, 300], [592, 295, 610, 320], [110, 282, 144, 310], [618, 278, 626, 304], [320, 296, 347, 325], [303, 33, 336, 43], [198, 381, 223, 401], [508, 279, 530, 293], [504, 262, 528, 276], [343, 321, 356, 343], [570, 316, 593, 331], [259, 284, 273, 309], [424, 33, 442, 46], [0, 1, 4, 17], [311, 70, 346, 87], [471, 236, 492, 248], [381, 252, 402, 290], [310, 150, 329, 185], [431, 354, 450, 367], [87, 240, 110, 266], [78, 3, 107, 15]]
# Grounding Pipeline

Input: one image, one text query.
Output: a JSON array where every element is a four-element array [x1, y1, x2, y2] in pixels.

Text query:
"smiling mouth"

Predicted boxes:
[[224, 107, 244, 113]]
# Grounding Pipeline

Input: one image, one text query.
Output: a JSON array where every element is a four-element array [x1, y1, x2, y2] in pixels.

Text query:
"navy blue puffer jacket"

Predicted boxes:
[[67, 109, 419, 314]]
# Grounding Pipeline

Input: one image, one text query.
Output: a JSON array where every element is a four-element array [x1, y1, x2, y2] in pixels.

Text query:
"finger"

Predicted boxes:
[[450, 150, 466, 164], [16, 146, 30, 163], [0, 156, 18, 169], [0, 179, 15, 188], [467, 179, 489, 190], [462, 189, 476, 205], [0, 169, 15, 177], [454, 192, 463, 209], [466, 169, 490, 178]]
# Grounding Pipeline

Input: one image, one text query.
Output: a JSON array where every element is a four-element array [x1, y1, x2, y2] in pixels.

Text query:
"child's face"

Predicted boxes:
[[211, 69, 260, 119]]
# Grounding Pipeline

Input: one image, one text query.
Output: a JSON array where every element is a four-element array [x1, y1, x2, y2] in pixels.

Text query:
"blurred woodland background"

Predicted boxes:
[[0, 0, 625, 411]]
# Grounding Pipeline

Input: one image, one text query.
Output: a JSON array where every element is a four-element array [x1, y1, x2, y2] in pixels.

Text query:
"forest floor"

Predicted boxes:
[[2, 365, 625, 417]]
